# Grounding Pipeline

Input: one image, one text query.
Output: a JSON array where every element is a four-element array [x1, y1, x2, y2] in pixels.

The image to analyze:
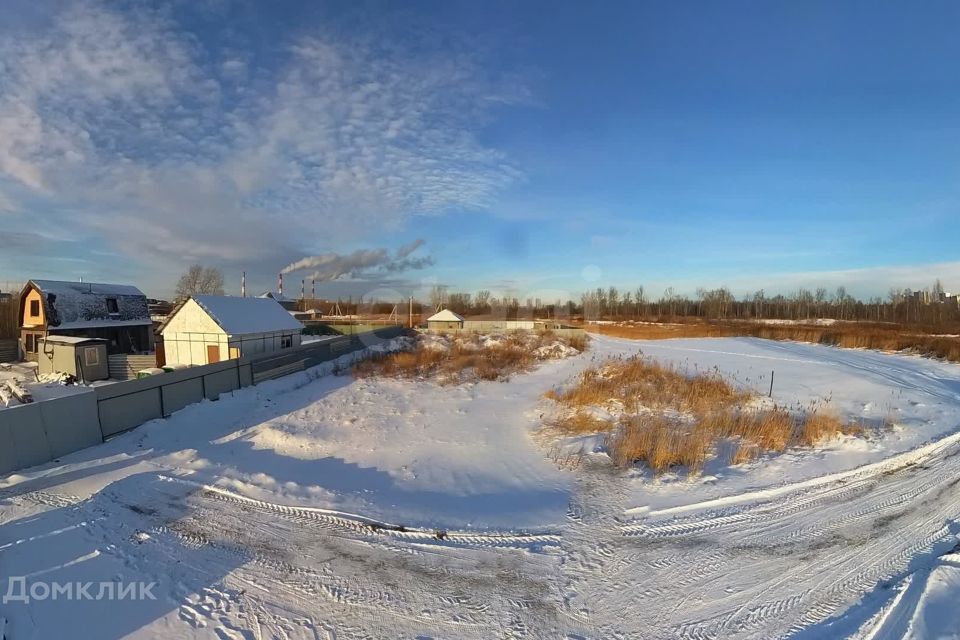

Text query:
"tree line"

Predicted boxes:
[[430, 280, 960, 328]]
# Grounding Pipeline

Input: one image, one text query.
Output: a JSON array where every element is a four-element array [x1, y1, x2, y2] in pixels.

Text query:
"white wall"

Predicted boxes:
[[161, 301, 301, 365], [162, 332, 230, 365], [164, 331, 300, 365]]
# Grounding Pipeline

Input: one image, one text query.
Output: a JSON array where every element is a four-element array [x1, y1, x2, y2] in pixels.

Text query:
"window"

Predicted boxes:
[[30, 300, 40, 317], [84, 347, 100, 366], [281, 335, 293, 349], [105, 298, 119, 314], [25, 334, 37, 353]]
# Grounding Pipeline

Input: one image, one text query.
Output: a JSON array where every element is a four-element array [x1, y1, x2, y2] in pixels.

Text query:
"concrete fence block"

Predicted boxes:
[[99, 388, 163, 438], [203, 369, 239, 401], [3, 405, 52, 469], [160, 377, 205, 416], [39, 391, 101, 459], [0, 419, 18, 476], [238, 363, 253, 388]]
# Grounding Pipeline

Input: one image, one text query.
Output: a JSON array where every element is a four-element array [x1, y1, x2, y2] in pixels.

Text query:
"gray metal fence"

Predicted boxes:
[[0, 327, 408, 476]]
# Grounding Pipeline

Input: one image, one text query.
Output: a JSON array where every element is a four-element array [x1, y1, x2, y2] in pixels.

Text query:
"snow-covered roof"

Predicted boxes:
[[39, 335, 108, 346], [191, 295, 304, 335], [427, 309, 465, 323], [258, 291, 295, 302], [27, 279, 151, 330]]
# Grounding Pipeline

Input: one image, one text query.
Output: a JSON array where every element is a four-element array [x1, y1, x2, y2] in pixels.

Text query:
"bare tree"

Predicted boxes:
[[175, 265, 225, 301], [428, 285, 448, 311]]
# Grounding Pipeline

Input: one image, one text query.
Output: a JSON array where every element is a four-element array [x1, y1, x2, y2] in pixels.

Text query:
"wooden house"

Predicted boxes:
[[19, 280, 153, 361]]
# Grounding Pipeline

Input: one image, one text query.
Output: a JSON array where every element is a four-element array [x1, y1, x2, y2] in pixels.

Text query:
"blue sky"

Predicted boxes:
[[1, 0, 958, 301]]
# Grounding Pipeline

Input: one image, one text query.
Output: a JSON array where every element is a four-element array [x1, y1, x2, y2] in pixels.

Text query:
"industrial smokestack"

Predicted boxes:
[[301, 279, 305, 300], [278, 273, 283, 298], [312, 279, 315, 300], [241, 272, 246, 298]]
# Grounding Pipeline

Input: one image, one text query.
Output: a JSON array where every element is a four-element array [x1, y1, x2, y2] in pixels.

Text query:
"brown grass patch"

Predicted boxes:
[[549, 356, 865, 475], [355, 330, 588, 384], [796, 410, 845, 447], [549, 357, 749, 416]]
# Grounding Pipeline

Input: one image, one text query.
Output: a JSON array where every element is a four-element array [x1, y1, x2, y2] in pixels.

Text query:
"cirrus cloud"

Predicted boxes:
[[0, 0, 523, 288]]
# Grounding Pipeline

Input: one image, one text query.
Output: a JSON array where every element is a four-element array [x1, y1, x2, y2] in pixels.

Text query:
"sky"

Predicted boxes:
[[1, 0, 959, 302]]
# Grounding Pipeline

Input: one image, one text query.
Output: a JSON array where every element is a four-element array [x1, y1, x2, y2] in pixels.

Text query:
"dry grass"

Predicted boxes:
[[584, 321, 960, 362], [355, 330, 588, 384], [548, 357, 749, 415], [549, 356, 867, 475]]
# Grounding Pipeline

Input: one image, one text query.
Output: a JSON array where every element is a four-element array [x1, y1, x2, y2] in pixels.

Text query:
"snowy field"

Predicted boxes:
[[2, 335, 960, 638]]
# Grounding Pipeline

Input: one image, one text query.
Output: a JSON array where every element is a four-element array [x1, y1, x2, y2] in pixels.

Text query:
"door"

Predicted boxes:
[[207, 345, 220, 363]]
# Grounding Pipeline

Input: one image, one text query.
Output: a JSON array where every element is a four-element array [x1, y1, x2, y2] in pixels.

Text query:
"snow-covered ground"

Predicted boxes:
[[0, 361, 98, 408], [2, 336, 960, 638]]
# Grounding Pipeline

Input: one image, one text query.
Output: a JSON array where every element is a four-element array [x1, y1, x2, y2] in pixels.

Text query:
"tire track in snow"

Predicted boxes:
[[576, 428, 960, 638], [159, 475, 562, 551]]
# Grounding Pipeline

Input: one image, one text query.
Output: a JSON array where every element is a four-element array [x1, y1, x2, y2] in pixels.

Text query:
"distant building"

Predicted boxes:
[[19, 280, 153, 361], [159, 295, 304, 365], [427, 309, 465, 331], [0, 291, 12, 303], [257, 291, 299, 312], [291, 309, 323, 321], [147, 298, 174, 320]]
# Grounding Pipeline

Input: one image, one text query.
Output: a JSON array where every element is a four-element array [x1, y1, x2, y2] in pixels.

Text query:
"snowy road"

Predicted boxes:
[[2, 336, 960, 638]]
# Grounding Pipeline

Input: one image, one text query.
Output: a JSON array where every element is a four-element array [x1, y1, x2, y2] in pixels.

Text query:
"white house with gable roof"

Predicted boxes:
[[159, 295, 304, 365], [426, 309, 465, 331]]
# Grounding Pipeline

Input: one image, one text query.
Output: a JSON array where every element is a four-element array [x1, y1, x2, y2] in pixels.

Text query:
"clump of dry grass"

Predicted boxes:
[[796, 409, 845, 447], [549, 357, 749, 415], [548, 356, 866, 475], [355, 330, 588, 384]]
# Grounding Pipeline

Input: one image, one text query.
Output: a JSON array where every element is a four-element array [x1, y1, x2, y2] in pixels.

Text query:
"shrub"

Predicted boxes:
[[355, 330, 587, 384]]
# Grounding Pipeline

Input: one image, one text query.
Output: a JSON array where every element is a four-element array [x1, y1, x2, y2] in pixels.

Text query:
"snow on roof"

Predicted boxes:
[[427, 309, 465, 322], [257, 291, 294, 302], [39, 335, 108, 345], [57, 318, 153, 330], [28, 279, 150, 329], [31, 280, 145, 297], [192, 295, 304, 335]]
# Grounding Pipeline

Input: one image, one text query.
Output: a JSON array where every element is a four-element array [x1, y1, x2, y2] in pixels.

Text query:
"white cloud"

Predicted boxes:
[[0, 0, 521, 284]]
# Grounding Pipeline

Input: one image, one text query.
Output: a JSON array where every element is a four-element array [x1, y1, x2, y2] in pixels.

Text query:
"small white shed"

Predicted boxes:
[[427, 309, 465, 331], [159, 295, 304, 366]]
